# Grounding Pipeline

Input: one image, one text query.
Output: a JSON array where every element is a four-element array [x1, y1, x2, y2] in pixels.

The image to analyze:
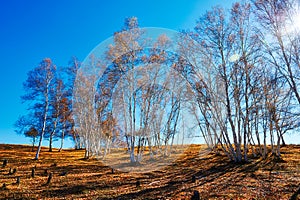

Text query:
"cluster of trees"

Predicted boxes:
[[179, 0, 300, 162], [72, 17, 196, 162], [16, 0, 299, 163], [15, 58, 80, 159]]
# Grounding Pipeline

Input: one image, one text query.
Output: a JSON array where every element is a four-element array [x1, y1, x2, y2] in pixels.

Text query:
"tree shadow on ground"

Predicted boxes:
[[0, 144, 299, 199]]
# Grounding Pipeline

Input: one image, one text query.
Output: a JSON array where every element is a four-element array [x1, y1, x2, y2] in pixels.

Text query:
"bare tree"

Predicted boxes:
[[254, 0, 300, 105]]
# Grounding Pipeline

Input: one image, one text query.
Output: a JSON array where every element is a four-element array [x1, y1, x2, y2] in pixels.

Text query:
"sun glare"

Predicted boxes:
[[282, 3, 300, 39], [290, 3, 300, 33], [294, 13, 300, 31]]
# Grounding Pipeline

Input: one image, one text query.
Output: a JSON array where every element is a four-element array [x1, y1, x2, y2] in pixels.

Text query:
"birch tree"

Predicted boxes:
[[21, 58, 56, 160], [254, 0, 300, 105]]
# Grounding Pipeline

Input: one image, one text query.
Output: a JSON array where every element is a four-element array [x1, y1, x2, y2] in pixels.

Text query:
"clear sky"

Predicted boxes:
[[4, 0, 297, 148]]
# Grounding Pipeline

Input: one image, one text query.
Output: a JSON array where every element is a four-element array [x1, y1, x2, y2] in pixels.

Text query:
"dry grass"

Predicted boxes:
[[0, 144, 299, 199]]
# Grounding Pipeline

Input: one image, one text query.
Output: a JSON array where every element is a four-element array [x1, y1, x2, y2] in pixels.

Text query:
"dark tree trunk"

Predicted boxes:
[[49, 134, 53, 152]]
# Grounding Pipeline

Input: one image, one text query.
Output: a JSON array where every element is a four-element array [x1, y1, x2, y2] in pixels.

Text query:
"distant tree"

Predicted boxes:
[[73, 70, 99, 158], [47, 78, 64, 152], [64, 57, 81, 150], [14, 116, 39, 151], [25, 127, 38, 151], [58, 97, 73, 151]]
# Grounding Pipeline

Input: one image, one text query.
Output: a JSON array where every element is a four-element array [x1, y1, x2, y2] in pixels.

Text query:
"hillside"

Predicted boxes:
[[0, 144, 299, 199]]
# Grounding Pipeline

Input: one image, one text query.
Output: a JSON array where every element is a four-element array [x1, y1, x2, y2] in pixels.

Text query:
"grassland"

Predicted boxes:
[[0, 144, 299, 199]]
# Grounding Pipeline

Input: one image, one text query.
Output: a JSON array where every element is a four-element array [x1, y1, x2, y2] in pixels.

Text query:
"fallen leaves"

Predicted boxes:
[[0, 144, 299, 199]]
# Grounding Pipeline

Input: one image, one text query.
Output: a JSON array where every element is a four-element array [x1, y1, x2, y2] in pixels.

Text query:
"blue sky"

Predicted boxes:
[[2, 0, 284, 147]]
